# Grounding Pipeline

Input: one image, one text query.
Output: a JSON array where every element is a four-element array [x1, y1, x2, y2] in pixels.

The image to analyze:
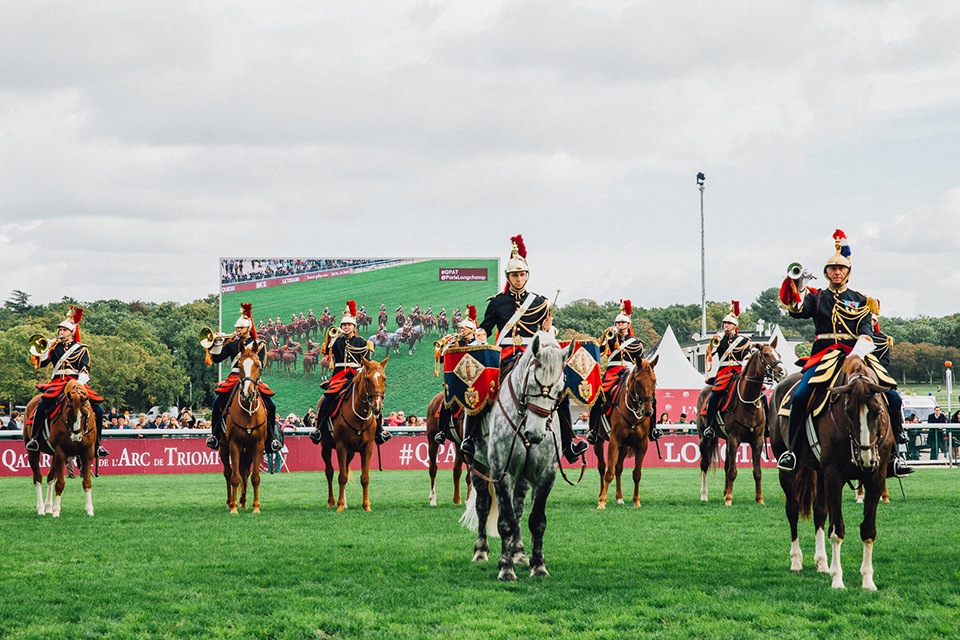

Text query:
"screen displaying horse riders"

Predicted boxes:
[[218, 258, 499, 420]]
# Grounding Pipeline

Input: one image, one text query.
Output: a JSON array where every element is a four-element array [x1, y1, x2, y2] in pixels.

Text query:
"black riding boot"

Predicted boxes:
[[886, 404, 914, 477], [93, 403, 109, 458], [459, 413, 479, 459], [207, 393, 227, 449], [26, 400, 50, 452], [434, 406, 452, 444], [375, 420, 393, 445], [702, 392, 719, 440], [310, 395, 334, 444], [263, 396, 281, 454], [558, 400, 588, 464], [586, 401, 604, 444], [777, 404, 807, 474]]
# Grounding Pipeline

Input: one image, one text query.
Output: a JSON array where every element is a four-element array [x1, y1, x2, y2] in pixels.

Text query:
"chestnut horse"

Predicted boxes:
[[219, 345, 269, 514], [696, 339, 785, 506], [23, 380, 96, 517], [769, 354, 894, 590], [424, 391, 472, 506], [318, 357, 389, 511], [594, 356, 659, 509]]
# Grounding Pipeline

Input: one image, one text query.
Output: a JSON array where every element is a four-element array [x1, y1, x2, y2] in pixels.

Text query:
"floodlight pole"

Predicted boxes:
[[697, 173, 706, 337]]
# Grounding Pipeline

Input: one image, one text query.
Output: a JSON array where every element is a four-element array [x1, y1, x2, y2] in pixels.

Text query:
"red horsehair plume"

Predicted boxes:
[[71, 306, 84, 342], [622, 299, 632, 316], [511, 234, 526, 259], [467, 304, 477, 324], [732, 301, 740, 317], [241, 303, 257, 341], [346, 300, 357, 317], [833, 229, 851, 258]]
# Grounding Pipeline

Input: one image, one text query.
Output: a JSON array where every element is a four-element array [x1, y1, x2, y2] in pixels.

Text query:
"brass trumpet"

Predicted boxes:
[[199, 327, 237, 349], [28, 334, 55, 357], [602, 327, 616, 341], [326, 326, 341, 341]]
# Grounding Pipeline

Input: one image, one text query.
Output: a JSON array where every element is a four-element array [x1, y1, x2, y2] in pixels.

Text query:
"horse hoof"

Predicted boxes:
[[337, 505, 345, 512], [86, 508, 94, 516], [724, 500, 732, 506], [757, 499, 765, 505], [633, 501, 641, 508], [498, 569, 517, 582], [530, 566, 549, 578], [253, 507, 261, 514], [363, 505, 372, 511], [472, 551, 488, 563], [230, 508, 239, 514], [597, 503, 606, 510], [616, 498, 624, 505]]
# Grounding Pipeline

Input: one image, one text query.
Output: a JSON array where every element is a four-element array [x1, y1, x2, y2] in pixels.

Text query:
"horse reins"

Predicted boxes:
[[829, 371, 890, 468]]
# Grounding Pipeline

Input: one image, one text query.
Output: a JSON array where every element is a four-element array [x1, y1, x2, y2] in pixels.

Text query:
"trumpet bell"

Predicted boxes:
[[787, 262, 804, 280], [28, 334, 49, 357], [199, 327, 215, 349]]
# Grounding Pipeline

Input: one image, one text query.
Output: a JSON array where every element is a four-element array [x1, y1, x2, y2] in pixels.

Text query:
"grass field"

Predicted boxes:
[[2, 466, 959, 639], [220, 260, 499, 420]]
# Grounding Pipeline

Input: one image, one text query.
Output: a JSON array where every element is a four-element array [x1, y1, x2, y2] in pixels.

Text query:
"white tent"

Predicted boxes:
[[768, 325, 801, 376], [650, 325, 708, 389]]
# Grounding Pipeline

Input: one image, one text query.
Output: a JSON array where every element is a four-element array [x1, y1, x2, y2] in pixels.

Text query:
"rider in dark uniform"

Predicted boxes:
[[27, 307, 109, 458], [205, 304, 282, 454], [701, 303, 752, 439], [776, 230, 912, 477], [309, 301, 392, 445], [586, 300, 662, 444], [433, 305, 483, 444], [461, 235, 589, 464]]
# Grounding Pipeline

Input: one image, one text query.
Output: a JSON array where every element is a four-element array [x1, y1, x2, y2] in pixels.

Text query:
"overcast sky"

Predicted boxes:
[[2, 0, 959, 319]]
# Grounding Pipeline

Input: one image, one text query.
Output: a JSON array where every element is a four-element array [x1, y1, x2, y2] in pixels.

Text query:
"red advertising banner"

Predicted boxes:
[[0, 434, 774, 477], [220, 268, 354, 294]]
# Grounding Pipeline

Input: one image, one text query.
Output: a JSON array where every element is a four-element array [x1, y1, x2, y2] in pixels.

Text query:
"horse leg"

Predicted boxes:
[[613, 442, 627, 505], [472, 480, 491, 563], [723, 435, 740, 506], [599, 440, 618, 509], [699, 436, 712, 502], [824, 473, 846, 588], [51, 450, 67, 518], [751, 431, 765, 505], [80, 448, 94, 516], [228, 441, 243, 514], [428, 440, 439, 507], [511, 478, 529, 565], [360, 445, 372, 511], [493, 478, 520, 581], [321, 444, 336, 508], [220, 447, 233, 510], [336, 445, 351, 511], [630, 444, 643, 508], [859, 473, 884, 590], [595, 441, 608, 509], [252, 442, 264, 513], [813, 479, 829, 573], [29, 452, 44, 515], [452, 449, 463, 506], [779, 468, 803, 572], [528, 472, 556, 578]]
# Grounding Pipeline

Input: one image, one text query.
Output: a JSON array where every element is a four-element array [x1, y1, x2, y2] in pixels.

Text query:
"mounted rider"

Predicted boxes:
[[586, 300, 663, 444], [309, 301, 392, 445], [461, 235, 589, 464], [26, 306, 109, 458], [308, 307, 315, 319], [205, 304, 282, 454], [267, 317, 275, 328], [775, 230, 912, 477], [433, 305, 483, 444], [700, 302, 752, 439]]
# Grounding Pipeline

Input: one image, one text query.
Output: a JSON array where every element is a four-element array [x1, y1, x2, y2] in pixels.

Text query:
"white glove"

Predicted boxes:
[[77, 372, 90, 385], [849, 336, 875, 360]]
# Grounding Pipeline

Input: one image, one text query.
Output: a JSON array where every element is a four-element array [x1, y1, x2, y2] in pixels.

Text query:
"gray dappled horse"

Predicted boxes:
[[461, 332, 576, 581]]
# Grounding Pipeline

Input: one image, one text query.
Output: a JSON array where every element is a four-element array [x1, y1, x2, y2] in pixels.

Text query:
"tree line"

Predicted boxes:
[[3, 286, 958, 415]]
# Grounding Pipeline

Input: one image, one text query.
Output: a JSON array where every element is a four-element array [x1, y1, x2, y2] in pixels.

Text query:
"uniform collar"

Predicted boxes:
[[508, 286, 526, 299], [828, 283, 848, 294]]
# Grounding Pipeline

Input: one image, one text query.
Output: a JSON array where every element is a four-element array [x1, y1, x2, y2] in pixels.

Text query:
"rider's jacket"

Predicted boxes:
[[713, 333, 751, 371], [787, 285, 871, 362], [479, 288, 550, 350], [322, 334, 373, 395], [210, 336, 266, 376], [603, 332, 644, 369], [38, 340, 91, 382]]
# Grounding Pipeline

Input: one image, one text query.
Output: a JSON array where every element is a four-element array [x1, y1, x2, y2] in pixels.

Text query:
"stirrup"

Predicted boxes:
[[586, 430, 599, 445], [205, 436, 219, 450], [96, 446, 110, 458], [649, 425, 664, 441], [26, 439, 40, 452], [702, 425, 716, 439], [776, 451, 797, 473], [308, 428, 323, 445], [434, 430, 446, 444], [267, 440, 282, 454], [897, 430, 909, 445], [564, 439, 588, 463], [460, 437, 475, 458], [890, 458, 914, 478], [375, 430, 393, 445]]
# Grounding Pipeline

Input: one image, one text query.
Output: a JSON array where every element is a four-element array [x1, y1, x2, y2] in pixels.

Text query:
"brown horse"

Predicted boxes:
[[424, 391, 472, 506], [769, 354, 894, 590], [23, 379, 97, 517], [219, 345, 268, 514], [318, 357, 389, 511], [303, 351, 318, 376], [595, 356, 659, 509], [696, 339, 785, 506]]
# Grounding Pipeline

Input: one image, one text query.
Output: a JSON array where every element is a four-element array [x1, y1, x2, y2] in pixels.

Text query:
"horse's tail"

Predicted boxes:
[[797, 465, 817, 521], [459, 487, 479, 532], [458, 482, 499, 538]]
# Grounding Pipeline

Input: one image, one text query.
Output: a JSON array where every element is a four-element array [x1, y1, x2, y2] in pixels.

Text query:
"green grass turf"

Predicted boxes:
[[221, 260, 498, 419], [2, 466, 959, 639]]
